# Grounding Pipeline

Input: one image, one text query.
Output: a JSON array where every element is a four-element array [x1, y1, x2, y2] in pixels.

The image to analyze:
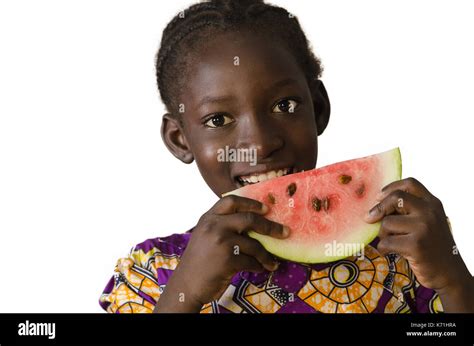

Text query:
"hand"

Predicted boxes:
[[364, 177, 471, 295], [158, 195, 289, 310]]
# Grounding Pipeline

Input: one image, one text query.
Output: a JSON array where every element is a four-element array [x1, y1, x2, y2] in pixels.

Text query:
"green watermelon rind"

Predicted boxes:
[[224, 148, 402, 264]]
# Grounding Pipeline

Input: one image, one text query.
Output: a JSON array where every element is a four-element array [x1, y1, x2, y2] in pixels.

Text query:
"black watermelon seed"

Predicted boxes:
[[268, 193, 276, 204], [287, 183, 297, 197], [339, 175, 352, 184], [355, 184, 365, 197], [312, 197, 322, 212]]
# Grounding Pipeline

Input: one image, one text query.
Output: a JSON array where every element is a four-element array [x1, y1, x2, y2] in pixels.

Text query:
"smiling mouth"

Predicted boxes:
[[236, 167, 294, 186]]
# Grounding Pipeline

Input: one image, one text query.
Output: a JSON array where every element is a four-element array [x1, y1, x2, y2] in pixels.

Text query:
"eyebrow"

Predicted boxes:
[[197, 78, 300, 109], [197, 95, 236, 109], [266, 77, 300, 92]]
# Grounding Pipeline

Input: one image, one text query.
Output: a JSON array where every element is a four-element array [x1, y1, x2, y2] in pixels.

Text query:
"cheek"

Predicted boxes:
[[194, 144, 222, 171], [193, 142, 230, 183], [289, 115, 319, 164]]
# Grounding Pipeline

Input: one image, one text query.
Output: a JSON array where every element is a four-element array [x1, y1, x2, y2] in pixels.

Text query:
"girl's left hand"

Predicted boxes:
[[364, 177, 470, 294]]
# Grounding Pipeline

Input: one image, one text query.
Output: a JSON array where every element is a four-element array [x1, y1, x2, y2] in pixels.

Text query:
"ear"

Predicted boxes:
[[161, 113, 194, 164], [310, 79, 331, 135]]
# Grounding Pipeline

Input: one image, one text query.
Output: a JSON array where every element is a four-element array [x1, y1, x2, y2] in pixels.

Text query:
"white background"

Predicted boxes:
[[0, 0, 473, 312]]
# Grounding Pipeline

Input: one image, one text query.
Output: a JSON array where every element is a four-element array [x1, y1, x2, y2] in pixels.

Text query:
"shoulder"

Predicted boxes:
[[99, 231, 192, 313]]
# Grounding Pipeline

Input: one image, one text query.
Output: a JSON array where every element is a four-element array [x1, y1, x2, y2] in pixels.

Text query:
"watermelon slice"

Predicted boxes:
[[223, 148, 402, 263]]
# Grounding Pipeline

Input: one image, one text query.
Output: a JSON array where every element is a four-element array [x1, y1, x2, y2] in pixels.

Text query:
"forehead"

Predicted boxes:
[[182, 31, 307, 107]]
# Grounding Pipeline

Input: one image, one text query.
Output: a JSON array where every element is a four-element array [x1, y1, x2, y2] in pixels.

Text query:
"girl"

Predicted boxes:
[[99, 0, 473, 313]]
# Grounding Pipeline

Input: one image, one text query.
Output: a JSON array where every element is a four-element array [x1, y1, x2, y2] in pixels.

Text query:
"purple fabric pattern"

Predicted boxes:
[[99, 233, 444, 314]]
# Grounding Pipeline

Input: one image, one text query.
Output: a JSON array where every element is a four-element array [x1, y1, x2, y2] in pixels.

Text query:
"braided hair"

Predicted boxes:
[[155, 0, 323, 115]]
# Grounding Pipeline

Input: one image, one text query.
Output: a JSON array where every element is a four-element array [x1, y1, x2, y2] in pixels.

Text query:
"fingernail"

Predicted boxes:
[[282, 226, 290, 237], [261, 204, 269, 213], [365, 205, 379, 220], [271, 261, 280, 271]]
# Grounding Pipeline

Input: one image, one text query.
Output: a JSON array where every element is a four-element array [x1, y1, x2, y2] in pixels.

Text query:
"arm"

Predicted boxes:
[[435, 259, 474, 313], [153, 265, 203, 313]]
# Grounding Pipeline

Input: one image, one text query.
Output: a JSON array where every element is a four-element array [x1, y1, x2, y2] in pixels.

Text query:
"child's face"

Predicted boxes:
[[162, 31, 329, 196]]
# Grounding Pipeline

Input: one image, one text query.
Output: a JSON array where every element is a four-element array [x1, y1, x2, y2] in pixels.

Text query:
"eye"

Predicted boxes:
[[272, 98, 299, 113], [204, 113, 235, 128]]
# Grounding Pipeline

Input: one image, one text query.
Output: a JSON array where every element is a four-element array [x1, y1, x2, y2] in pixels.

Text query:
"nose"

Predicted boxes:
[[235, 113, 284, 162]]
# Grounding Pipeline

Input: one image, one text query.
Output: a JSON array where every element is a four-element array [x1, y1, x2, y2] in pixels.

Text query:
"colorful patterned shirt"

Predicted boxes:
[[99, 231, 444, 313]]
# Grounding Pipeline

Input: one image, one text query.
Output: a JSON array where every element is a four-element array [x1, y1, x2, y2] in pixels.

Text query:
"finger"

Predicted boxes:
[[232, 235, 279, 271], [376, 177, 432, 201], [233, 253, 265, 273], [224, 212, 290, 239], [365, 190, 424, 223], [378, 215, 414, 237], [211, 195, 268, 215], [376, 234, 411, 257]]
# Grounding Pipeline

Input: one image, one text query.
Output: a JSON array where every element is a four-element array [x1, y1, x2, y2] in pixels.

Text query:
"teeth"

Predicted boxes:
[[267, 171, 277, 179], [239, 168, 292, 185]]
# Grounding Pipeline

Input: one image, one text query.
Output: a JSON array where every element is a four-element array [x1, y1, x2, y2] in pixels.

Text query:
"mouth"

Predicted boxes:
[[236, 167, 295, 187]]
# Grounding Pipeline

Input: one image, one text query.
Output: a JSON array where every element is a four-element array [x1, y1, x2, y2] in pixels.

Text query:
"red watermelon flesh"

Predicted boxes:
[[223, 148, 402, 263]]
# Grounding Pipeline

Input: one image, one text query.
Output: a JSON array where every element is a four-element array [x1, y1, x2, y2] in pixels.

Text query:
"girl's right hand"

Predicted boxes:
[[166, 195, 290, 308]]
